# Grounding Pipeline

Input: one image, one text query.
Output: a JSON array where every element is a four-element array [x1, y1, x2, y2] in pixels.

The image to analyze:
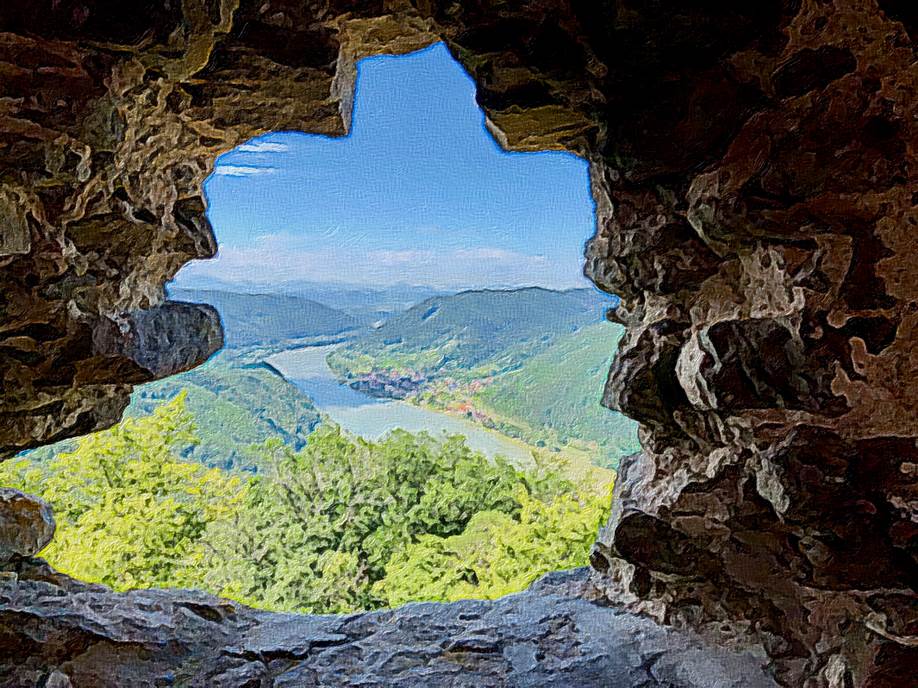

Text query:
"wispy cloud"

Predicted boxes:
[[372, 249, 437, 266], [236, 141, 290, 154], [213, 165, 277, 177], [454, 248, 549, 264], [174, 233, 583, 289]]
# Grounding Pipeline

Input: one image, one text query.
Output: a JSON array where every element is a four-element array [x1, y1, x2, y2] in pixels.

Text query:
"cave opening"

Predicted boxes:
[[2, 43, 639, 616], [0, 0, 918, 688], [3, 3, 912, 684]]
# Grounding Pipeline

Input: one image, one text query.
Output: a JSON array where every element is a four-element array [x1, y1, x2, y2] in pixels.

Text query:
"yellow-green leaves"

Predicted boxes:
[[0, 394, 246, 591], [1, 396, 611, 614], [374, 485, 611, 607]]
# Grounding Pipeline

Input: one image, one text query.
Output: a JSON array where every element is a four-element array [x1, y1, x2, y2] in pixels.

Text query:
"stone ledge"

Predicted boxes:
[[0, 563, 776, 688]]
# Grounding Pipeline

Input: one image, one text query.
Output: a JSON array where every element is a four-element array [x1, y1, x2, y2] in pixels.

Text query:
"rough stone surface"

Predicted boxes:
[[0, 1, 914, 686], [0, 489, 54, 562], [0, 563, 776, 688], [582, 4, 918, 686]]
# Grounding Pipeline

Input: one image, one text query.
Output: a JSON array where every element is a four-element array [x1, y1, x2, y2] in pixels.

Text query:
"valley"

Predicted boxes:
[[155, 284, 638, 479], [27, 284, 637, 482], [265, 344, 536, 468], [326, 287, 640, 469], [7, 282, 638, 612]]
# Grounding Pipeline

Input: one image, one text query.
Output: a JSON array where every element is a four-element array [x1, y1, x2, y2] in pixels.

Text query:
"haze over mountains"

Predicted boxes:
[[169, 277, 454, 324], [169, 288, 359, 347]]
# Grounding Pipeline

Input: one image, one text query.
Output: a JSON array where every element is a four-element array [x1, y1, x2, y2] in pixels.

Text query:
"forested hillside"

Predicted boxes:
[[328, 288, 608, 378], [129, 352, 322, 470], [474, 323, 640, 465], [329, 288, 638, 467], [26, 352, 322, 472], [170, 288, 359, 347]]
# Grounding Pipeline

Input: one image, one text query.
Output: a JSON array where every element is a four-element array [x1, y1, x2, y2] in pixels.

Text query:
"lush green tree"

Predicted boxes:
[[0, 394, 246, 591], [193, 427, 527, 612], [1, 399, 611, 614], [28, 353, 323, 473], [374, 484, 611, 606]]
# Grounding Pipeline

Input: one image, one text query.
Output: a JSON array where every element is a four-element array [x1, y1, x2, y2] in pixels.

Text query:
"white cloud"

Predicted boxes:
[[371, 249, 437, 266], [454, 247, 549, 264], [236, 141, 290, 154], [213, 165, 277, 177], [175, 233, 584, 289]]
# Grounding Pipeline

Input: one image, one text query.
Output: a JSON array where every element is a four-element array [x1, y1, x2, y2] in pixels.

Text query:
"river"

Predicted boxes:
[[265, 345, 534, 466]]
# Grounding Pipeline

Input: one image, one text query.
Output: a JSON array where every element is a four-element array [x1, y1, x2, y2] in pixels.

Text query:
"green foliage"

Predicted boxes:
[[2, 400, 611, 614], [475, 322, 640, 467], [0, 394, 246, 591], [192, 427, 527, 613], [25, 352, 323, 472], [375, 485, 611, 606], [128, 352, 322, 470]]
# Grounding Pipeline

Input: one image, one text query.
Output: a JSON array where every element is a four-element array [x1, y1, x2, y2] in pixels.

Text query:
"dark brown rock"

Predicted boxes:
[[0, 489, 54, 563]]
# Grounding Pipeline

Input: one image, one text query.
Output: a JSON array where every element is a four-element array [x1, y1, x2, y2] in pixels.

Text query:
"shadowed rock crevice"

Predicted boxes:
[[0, 1, 915, 686]]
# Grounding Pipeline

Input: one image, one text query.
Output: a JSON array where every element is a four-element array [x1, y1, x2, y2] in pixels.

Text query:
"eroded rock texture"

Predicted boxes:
[[0, 564, 777, 688], [0, 1, 914, 686], [582, 5, 918, 687], [0, 489, 54, 562]]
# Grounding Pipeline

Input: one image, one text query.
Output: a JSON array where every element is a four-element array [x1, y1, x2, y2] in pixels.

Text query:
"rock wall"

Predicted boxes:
[[582, 4, 918, 686], [0, 1, 914, 686]]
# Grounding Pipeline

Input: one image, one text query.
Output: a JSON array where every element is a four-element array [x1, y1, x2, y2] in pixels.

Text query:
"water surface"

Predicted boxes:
[[267, 345, 533, 465]]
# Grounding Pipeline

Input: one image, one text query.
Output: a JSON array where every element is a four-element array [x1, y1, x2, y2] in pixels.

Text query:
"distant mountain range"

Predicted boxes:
[[168, 278, 453, 321], [169, 288, 360, 348]]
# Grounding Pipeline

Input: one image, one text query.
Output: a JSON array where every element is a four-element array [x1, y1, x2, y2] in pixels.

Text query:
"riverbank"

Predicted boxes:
[[265, 345, 537, 468]]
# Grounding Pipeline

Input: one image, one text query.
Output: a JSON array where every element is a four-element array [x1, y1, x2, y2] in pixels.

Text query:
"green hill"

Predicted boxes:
[[474, 322, 639, 467], [25, 350, 323, 471], [128, 351, 321, 471], [169, 288, 359, 348], [328, 287, 608, 379], [328, 287, 638, 468]]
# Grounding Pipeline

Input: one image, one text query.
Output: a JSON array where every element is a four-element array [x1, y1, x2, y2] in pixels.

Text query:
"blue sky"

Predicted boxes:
[[175, 43, 596, 290]]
